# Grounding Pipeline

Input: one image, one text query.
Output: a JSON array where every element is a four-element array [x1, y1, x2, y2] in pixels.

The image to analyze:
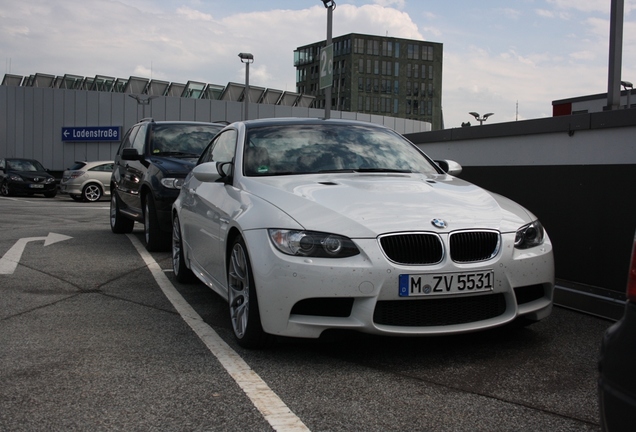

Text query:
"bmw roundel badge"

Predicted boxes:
[[431, 218, 447, 229]]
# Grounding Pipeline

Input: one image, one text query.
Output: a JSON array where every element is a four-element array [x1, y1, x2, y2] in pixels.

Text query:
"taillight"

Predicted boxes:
[[69, 170, 85, 179], [627, 233, 636, 301]]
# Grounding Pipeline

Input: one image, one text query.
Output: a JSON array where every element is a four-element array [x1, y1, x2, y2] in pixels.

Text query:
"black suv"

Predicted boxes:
[[110, 119, 223, 251]]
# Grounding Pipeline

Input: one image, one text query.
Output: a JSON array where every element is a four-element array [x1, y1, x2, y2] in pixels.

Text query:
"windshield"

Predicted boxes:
[[7, 159, 45, 172], [150, 124, 222, 156], [243, 124, 439, 176]]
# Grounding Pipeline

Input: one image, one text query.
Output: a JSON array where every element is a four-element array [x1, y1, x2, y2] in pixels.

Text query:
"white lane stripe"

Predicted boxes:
[[126, 234, 310, 432]]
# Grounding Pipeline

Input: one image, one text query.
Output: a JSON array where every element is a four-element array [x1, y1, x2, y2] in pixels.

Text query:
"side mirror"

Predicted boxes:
[[121, 148, 142, 161], [435, 159, 462, 176], [192, 161, 232, 183]]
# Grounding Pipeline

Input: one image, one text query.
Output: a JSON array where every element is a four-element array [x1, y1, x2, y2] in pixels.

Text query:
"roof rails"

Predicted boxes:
[[139, 117, 155, 123]]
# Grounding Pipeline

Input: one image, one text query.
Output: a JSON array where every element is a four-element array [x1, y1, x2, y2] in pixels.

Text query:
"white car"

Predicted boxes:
[[60, 160, 114, 202], [172, 118, 554, 348]]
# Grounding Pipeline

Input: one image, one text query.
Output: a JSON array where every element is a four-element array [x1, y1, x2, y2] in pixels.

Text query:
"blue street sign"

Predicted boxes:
[[62, 126, 122, 142]]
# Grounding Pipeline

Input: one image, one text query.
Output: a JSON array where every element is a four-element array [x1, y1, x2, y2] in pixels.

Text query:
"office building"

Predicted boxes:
[[294, 33, 443, 130]]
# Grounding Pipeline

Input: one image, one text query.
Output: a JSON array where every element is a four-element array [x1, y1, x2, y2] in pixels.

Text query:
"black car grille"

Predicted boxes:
[[379, 231, 500, 265], [380, 233, 443, 265], [373, 293, 506, 327], [449, 231, 500, 263]]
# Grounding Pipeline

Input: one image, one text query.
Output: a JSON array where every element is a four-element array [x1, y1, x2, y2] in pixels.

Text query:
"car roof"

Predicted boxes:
[[240, 117, 388, 129], [136, 119, 225, 127]]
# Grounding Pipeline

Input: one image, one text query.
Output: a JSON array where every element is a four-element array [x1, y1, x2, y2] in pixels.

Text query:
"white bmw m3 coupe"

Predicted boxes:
[[172, 118, 554, 348]]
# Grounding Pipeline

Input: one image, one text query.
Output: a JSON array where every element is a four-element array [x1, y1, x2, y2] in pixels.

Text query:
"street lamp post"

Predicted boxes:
[[321, 0, 335, 119], [238, 52, 254, 121], [621, 80, 633, 109], [469, 112, 494, 125]]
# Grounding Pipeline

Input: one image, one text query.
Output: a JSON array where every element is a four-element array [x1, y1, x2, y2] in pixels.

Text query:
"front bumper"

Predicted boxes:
[[243, 230, 555, 339], [8, 181, 57, 195]]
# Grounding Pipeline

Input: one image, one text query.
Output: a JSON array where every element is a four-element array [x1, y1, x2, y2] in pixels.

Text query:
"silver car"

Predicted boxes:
[[60, 160, 114, 202], [172, 118, 555, 349]]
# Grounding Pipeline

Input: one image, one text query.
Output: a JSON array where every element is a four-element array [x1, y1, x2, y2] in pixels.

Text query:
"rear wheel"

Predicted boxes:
[[227, 236, 273, 349], [143, 194, 170, 252], [172, 214, 196, 283], [110, 192, 134, 233], [82, 183, 103, 202]]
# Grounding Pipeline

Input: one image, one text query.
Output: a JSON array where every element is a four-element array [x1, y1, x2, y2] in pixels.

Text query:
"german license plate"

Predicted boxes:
[[399, 271, 494, 297], [29, 184, 44, 189]]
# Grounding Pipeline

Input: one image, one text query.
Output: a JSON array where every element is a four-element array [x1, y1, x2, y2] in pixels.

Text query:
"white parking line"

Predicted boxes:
[[127, 234, 310, 432]]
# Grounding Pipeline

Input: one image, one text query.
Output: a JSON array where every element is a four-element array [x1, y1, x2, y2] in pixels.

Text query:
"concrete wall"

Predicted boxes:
[[0, 85, 430, 172], [406, 110, 636, 319]]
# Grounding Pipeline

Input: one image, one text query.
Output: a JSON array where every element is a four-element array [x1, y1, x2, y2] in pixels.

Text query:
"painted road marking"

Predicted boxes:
[[0, 233, 73, 275], [127, 234, 310, 432]]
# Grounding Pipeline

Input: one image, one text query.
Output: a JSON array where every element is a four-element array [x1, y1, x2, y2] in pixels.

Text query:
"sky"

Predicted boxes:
[[2, 0, 635, 128]]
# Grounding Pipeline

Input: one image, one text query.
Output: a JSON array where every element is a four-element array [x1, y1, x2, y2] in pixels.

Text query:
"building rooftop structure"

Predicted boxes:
[[1, 73, 316, 108]]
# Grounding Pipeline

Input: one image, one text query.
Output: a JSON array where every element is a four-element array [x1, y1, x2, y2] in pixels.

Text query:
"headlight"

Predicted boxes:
[[268, 229, 360, 258], [8, 174, 23, 182], [45, 177, 55, 184], [160, 178, 184, 189], [515, 220, 545, 249]]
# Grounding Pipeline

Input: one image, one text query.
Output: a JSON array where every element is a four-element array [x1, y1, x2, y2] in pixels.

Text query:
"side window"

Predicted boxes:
[[0, 159, 5, 170], [131, 123, 148, 154], [200, 129, 237, 164], [91, 164, 114, 172], [118, 125, 139, 154]]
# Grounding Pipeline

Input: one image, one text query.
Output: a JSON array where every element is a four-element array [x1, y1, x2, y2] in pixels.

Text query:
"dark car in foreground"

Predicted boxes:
[[598, 231, 636, 431], [0, 158, 57, 198], [110, 119, 223, 251]]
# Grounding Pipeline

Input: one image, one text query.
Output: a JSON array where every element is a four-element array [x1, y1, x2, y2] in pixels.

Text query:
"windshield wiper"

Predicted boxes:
[[153, 151, 199, 157], [354, 168, 412, 173]]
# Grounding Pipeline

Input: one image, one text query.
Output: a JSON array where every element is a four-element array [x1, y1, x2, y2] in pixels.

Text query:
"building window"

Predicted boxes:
[[354, 38, 365, 54], [382, 41, 393, 57], [374, 60, 379, 75], [394, 62, 399, 77]]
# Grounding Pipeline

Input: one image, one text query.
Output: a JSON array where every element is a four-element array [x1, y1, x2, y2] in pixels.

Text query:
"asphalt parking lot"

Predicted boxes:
[[0, 194, 613, 431]]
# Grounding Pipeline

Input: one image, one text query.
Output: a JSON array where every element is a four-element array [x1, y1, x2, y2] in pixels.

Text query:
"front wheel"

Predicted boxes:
[[1, 181, 12, 196], [82, 183, 103, 202], [110, 192, 134, 234], [227, 236, 273, 349], [172, 214, 197, 283]]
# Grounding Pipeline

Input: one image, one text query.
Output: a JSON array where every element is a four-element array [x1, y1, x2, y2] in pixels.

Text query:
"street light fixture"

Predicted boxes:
[[238, 52, 254, 121], [621, 80, 633, 109], [128, 94, 158, 120], [469, 112, 494, 125]]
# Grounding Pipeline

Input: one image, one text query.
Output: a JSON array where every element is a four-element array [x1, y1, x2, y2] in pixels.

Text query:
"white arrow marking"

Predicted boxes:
[[0, 233, 73, 275]]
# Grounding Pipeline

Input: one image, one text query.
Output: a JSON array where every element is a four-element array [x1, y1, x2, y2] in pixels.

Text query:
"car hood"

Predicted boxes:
[[149, 156, 198, 175], [9, 170, 54, 180], [242, 173, 533, 237]]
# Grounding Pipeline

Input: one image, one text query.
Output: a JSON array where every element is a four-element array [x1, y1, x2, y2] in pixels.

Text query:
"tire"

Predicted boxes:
[[172, 214, 197, 283], [1, 181, 12, 196], [110, 192, 134, 234], [227, 236, 273, 349], [143, 194, 170, 252], [82, 183, 103, 202]]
